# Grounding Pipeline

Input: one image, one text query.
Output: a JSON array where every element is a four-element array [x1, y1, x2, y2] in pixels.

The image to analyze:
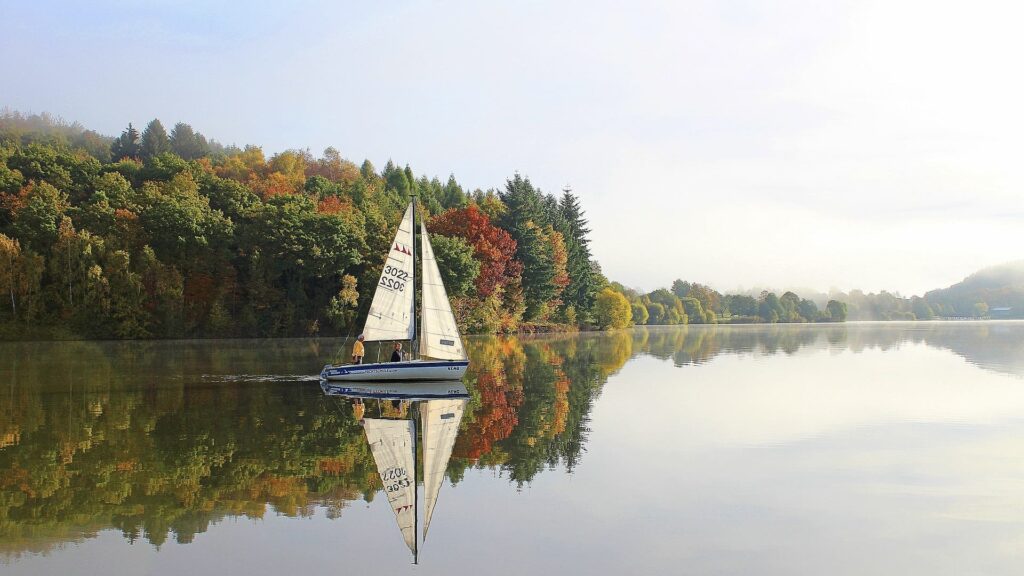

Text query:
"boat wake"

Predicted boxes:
[[196, 374, 323, 383]]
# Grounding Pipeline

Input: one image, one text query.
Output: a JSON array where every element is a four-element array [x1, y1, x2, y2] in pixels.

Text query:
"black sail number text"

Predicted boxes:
[[380, 265, 410, 292], [381, 467, 411, 493]]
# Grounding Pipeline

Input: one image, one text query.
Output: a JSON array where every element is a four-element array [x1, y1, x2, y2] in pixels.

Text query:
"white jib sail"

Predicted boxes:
[[418, 223, 466, 360], [420, 398, 467, 540], [363, 203, 416, 342], [363, 418, 417, 555]]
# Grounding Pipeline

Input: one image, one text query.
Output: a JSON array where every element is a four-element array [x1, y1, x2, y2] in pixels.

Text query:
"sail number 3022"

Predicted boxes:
[[380, 265, 410, 292], [381, 467, 410, 493]]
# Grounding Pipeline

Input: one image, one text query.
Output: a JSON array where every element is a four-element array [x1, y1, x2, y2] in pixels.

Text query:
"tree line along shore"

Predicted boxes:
[[0, 112, 854, 339]]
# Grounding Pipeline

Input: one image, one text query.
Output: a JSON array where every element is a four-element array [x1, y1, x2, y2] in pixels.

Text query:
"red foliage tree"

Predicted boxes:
[[428, 205, 521, 297], [316, 196, 349, 215]]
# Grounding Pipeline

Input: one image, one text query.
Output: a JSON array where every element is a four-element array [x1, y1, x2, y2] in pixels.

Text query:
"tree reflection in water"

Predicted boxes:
[[1, 323, 1021, 554]]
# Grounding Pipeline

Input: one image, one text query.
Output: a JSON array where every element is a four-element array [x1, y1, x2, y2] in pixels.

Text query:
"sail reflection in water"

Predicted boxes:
[[363, 418, 417, 558], [321, 381, 469, 563], [420, 397, 465, 541]]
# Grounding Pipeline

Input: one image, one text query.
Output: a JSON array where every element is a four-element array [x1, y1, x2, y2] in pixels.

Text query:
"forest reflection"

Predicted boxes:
[[0, 322, 1021, 555], [631, 322, 1024, 376]]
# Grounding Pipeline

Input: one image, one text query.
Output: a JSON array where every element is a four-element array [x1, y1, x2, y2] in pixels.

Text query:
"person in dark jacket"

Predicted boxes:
[[391, 342, 404, 362]]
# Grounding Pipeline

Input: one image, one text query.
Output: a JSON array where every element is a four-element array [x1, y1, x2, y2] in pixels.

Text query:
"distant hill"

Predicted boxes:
[[833, 261, 1024, 320], [924, 261, 1024, 318]]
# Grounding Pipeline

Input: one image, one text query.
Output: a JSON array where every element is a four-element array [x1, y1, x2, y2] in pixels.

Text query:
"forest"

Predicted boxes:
[[0, 112, 603, 339], [606, 280, 848, 327], [0, 111, 876, 339], [3, 110, 1019, 338]]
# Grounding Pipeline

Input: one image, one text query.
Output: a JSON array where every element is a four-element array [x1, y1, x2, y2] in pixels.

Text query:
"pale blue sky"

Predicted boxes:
[[3, 0, 1022, 295]]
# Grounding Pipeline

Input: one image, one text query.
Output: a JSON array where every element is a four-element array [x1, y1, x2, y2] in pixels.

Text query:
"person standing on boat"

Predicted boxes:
[[391, 342, 403, 362], [351, 334, 365, 364]]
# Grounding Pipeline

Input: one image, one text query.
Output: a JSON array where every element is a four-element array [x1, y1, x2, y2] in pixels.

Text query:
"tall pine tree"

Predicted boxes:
[[140, 119, 170, 159], [170, 122, 209, 160], [110, 123, 141, 159], [557, 188, 597, 323], [498, 174, 556, 320]]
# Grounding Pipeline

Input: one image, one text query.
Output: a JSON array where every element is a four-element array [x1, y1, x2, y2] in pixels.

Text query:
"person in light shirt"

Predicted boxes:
[[351, 334, 365, 364]]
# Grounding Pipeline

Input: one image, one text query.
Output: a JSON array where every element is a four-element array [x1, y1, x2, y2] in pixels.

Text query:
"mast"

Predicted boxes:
[[413, 401, 419, 565], [411, 195, 418, 360]]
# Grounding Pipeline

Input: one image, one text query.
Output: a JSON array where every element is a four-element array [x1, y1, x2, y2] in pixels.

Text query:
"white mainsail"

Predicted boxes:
[[363, 204, 416, 342], [418, 223, 466, 360], [420, 398, 467, 540], [363, 418, 417, 556]]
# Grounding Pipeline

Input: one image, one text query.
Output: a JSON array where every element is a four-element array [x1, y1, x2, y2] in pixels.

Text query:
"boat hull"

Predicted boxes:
[[320, 379, 469, 400], [320, 359, 468, 382]]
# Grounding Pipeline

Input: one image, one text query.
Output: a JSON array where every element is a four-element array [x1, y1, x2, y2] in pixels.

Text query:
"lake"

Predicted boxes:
[[2, 322, 1023, 575]]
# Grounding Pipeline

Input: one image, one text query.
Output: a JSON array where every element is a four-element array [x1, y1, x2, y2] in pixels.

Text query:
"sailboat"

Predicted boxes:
[[360, 395, 468, 564], [321, 201, 469, 381]]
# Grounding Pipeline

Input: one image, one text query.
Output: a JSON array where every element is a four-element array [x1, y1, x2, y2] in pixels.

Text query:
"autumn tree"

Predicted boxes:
[[545, 227, 571, 318], [680, 297, 707, 324], [428, 205, 520, 298], [0, 233, 23, 317], [594, 287, 631, 329], [631, 302, 648, 325], [308, 147, 360, 185], [9, 181, 68, 253], [265, 150, 307, 195], [216, 145, 266, 182], [326, 274, 360, 331], [647, 288, 686, 325]]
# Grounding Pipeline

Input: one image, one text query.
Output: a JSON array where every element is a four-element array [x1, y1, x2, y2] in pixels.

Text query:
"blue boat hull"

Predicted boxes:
[[320, 359, 468, 381], [320, 379, 469, 400]]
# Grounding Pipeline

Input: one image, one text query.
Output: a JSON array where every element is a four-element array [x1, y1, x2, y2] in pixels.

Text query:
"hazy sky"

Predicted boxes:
[[3, 0, 1022, 295]]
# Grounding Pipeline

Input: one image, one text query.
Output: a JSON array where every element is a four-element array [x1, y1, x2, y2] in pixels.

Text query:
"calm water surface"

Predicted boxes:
[[2, 322, 1023, 575]]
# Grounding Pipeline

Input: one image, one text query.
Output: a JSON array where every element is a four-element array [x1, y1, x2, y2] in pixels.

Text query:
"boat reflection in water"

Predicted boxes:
[[320, 379, 469, 564]]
